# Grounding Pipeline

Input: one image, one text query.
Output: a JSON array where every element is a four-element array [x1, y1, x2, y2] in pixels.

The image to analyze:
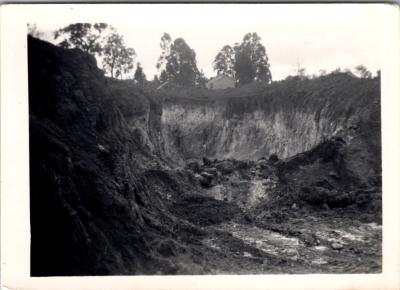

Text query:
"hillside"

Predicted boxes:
[[28, 36, 381, 275], [29, 36, 202, 275]]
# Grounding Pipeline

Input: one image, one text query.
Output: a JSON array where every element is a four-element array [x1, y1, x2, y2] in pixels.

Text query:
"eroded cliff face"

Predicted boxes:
[[162, 104, 339, 161], [161, 76, 380, 164], [28, 36, 381, 276]]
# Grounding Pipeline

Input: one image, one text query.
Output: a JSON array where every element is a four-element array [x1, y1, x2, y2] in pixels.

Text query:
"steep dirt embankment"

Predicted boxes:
[[28, 37, 208, 276], [161, 76, 380, 164]]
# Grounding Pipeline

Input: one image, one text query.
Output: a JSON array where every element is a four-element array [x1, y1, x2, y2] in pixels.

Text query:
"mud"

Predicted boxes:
[[220, 213, 382, 273], [169, 206, 382, 274]]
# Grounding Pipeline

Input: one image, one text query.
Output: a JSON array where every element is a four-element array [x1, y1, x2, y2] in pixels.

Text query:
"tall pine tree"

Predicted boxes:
[[134, 62, 146, 87], [213, 32, 272, 86], [213, 45, 235, 78], [157, 35, 201, 87]]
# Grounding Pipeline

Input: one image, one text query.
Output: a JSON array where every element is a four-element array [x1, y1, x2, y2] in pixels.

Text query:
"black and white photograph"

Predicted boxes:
[[1, 2, 400, 289]]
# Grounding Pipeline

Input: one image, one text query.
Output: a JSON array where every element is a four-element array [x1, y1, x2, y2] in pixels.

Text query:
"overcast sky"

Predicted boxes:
[[35, 4, 385, 80]]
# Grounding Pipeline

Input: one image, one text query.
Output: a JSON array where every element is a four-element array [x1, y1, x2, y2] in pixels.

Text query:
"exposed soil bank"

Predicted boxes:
[[28, 36, 381, 275], [160, 75, 380, 164]]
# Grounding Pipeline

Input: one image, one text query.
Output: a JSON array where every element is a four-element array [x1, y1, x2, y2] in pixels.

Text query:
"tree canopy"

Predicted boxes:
[[355, 65, 372, 78], [54, 23, 136, 79], [213, 32, 272, 86], [28, 24, 44, 39], [134, 62, 147, 86], [156, 33, 172, 72], [54, 23, 109, 56], [53, 26, 276, 85], [157, 34, 202, 87], [213, 45, 235, 78], [234, 45, 255, 85], [102, 31, 136, 79]]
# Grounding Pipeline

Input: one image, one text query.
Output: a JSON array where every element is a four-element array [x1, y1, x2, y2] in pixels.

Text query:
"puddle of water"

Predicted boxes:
[[334, 229, 364, 242], [223, 223, 301, 258], [268, 232, 299, 246], [312, 258, 328, 265], [314, 245, 328, 251]]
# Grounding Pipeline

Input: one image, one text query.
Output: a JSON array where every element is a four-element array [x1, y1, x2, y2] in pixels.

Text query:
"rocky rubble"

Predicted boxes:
[[182, 133, 381, 224]]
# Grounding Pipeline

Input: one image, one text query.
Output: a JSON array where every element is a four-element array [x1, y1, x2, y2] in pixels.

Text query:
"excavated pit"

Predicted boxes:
[[28, 36, 382, 276]]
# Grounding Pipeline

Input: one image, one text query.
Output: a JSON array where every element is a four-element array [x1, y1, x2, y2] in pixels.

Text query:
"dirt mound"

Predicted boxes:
[[257, 135, 381, 221]]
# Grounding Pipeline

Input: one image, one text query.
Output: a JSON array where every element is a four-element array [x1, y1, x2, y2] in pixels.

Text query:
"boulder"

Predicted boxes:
[[185, 161, 201, 173], [326, 191, 352, 208], [256, 159, 269, 170], [198, 172, 215, 188], [300, 186, 353, 208], [300, 186, 329, 206], [268, 154, 279, 163], [236, 160, 252, 170], [216, 160, 234, 174], [259, 166, 275, 179], [203, 167, 218, 177], [331, 242, 344, 250], [202, 157, 212, 166]]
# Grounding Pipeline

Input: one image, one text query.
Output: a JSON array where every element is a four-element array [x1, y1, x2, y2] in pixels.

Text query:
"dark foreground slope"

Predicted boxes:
[[28, 36, 208, 275], [29, 36, 381, 275]]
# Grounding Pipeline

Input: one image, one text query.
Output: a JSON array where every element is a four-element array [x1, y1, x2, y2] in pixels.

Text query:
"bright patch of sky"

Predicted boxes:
[[34, 3, 385, 80]]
